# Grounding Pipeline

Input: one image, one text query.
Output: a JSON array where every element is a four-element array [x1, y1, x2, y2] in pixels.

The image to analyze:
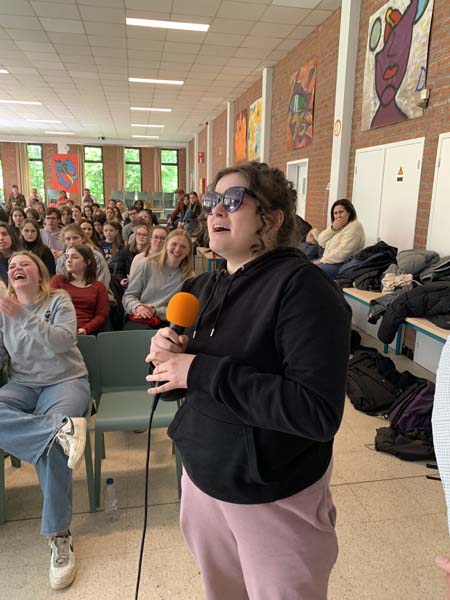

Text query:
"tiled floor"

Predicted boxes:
[[1, 331, 449, 599]]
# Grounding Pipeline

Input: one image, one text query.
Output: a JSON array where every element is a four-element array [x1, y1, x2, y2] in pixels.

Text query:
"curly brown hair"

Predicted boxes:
[[210, 162, 298, 251]]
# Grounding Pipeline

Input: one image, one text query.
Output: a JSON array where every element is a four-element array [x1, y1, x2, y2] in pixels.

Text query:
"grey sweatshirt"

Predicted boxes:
[[123, 259, 189, 320], [0, 292, 87, 387]]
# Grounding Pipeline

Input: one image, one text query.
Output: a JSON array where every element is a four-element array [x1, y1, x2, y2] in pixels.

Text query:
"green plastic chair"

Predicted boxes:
[[137, 191, 148, 203], [0, 336, 98, 524], [94, 330, 182, 507], [151, 192, 163, 209], [111, 190, 123, 202]]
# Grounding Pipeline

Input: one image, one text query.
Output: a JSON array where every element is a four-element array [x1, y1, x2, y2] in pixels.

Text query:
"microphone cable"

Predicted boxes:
[[134, 391, 161, 600]]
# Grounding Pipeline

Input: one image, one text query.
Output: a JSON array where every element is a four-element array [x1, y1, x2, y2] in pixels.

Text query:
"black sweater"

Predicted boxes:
[[168, 248, 352, 504]]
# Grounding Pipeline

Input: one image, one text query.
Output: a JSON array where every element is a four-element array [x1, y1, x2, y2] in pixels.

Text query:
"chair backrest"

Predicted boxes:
[[137, 191, 148, 203], [163, 192, 176, 209], [125, 191, 136, 203], [77, 335, 101, 403], [152, 192, 163, 208], [111, 190, 123, 201], [47, 188, 59, 202], [97, 330, 156, 390]]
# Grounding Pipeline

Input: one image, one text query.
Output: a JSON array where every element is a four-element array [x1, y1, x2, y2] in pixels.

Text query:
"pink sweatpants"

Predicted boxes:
[[180, 465, 338, 600]]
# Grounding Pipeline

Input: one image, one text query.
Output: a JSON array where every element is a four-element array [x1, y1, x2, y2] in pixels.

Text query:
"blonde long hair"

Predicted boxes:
[[147, 229, 193, 280], [7, 251, 62, 303]]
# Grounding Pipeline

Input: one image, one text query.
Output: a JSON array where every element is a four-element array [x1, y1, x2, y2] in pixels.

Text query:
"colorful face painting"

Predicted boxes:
[[286, 57, 317, 151], [247, 98, 262, 161], [234, 109, 248, 163], [361, 0, 434, 130]]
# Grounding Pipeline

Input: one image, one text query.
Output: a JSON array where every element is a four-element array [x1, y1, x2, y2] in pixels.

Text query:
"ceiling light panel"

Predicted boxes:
[[129, 77, 184, 85], [130, 107, 172, 112], [126, 17, 209, 32]]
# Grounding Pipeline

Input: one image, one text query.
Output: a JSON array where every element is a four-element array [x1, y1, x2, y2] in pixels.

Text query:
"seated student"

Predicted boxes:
[[51, 245, 109, 335], [180, 192, 202, 234], [129, 225, 167, 280], [82, 205, 94, 222], [71, 205, 83, 225], [9, 207, 26, 237], [0, 251, 89, 590], [314, 199, 365, 279], [20, 218, 56, 276], [122, 229, 193, 330], [92, 216, 105, 242], [79, 218, 102, 251], [41, 208, 64, 259], [32, 201, 46, 228], [56, 190, 69, 204], [55, 224, 111, 293], [0, 223, 22, 286], [100, 221, 122, 264], [60, 206, 73, 227]]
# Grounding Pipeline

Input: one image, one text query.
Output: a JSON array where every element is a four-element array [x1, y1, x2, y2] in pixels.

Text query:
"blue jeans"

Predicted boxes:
[[317, 262, 344, 281], [0, 378, 90, 534]]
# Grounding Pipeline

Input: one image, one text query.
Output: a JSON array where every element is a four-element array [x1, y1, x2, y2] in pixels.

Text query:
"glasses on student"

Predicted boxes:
[[152, 235, 166, 241], [202, 187, 257, 216]]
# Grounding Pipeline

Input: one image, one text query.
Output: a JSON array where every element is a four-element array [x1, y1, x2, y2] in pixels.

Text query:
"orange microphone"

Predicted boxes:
[[150, 292, 200, 402], [166, 292, 200, 335]]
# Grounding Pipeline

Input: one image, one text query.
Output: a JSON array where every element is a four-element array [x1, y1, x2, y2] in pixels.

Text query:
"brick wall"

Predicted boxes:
[[198, 127, 207, 192], [348, 0, 450, 249], [42, 143, 59, 199], [270, 11, 341, 229], [141, 147, 155, 199], [0, 143, 19, 193], [179, 148, 186, 191], [188, 138, 194, 191], [211, 108, 227, 177]]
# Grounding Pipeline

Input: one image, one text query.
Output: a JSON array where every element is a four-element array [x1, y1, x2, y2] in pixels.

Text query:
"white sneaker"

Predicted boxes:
[[48, 533, 76, 590], [55, 417, 86, 470]]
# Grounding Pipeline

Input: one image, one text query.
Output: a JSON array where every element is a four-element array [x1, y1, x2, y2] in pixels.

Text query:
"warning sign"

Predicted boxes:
[[397, 166, 403, 182]]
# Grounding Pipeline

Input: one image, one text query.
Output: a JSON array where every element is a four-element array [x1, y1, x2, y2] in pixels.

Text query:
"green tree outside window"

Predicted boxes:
[[161, 149, 179, 192], [28, 144, 45, 200], [125, 148, 142, 191], [84, 146, 104, 204]]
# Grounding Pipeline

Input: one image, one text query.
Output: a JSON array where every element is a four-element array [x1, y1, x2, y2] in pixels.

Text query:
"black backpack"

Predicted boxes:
[[347, 351, 402, 414], [374, 380, 435, 461]]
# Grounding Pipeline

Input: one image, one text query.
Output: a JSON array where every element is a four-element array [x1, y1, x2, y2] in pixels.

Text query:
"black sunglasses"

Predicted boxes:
[[202, 187, 257, 216]]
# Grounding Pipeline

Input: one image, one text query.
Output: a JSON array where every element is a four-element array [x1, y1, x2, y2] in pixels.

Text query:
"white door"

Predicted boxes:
[[427, 134, 450, 256], [378, 141, 423, 251], [286, 160, 308, 218], [352, 148, 385, 246]]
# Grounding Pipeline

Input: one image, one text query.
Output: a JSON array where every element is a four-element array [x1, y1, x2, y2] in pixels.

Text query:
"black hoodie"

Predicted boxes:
[[168, 247, 352, 504]]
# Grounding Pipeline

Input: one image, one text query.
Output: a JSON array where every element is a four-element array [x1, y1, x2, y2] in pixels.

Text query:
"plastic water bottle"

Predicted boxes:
[[104, 478, 119, 522]]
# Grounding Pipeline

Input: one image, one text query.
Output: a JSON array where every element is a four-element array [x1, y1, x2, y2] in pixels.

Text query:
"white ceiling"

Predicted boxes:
[[0, 0, 341, 146]]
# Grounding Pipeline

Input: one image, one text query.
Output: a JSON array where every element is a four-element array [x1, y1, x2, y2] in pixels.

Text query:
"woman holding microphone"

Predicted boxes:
[[147, 162, 351, 600]]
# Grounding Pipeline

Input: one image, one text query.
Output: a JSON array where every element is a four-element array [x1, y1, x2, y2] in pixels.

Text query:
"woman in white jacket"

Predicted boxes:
[[315, 199, 365, 279]]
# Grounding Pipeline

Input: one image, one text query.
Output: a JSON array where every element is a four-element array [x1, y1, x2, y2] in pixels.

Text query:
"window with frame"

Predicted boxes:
[[161, 149, 179, 193], [28, 144, 45, 200], [84, 146, 104, 204], [125, 147, 142, 191]]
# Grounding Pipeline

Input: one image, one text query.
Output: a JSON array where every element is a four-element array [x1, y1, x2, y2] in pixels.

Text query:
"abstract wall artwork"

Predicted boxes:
[[52, 154, 79, 194], [286, 57, 317, 151], [247, 98, 262, 161], [234, 109, 248, 163], [361, 0, 434, 131]]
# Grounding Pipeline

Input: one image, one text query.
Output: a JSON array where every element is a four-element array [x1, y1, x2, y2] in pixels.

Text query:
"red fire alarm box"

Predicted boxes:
[[198, 152, 205, 164]]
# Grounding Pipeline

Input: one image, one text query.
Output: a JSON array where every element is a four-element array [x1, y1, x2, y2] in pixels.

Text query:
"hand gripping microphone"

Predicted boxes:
[[151, 291, 200, 402], [136, 291, 199, 600]]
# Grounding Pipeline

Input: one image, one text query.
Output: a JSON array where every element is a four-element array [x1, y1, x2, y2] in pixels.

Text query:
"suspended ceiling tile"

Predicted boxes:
[[240, 35, 282, 49], [40, 18, 84, 33], [165, 30, 207, 44], [216, 1, 266, 20], [160, 52, 195, 65], [48, 32, 88, 44], [203, 32, 244, 47], [276, 37, 301, 51], [250, 21, 295, 36], [58, 45, 93, 56], [289, 24, 315, 38], [164, 41, 201, 55], [272, 0, 321, 6], [30, 2, 80, 19], [317, 0, 340, 9], [194, 54, 230, 66], [0, 15, 42, 30], [125, 0, 173, 12], [79, 6, 125, 23], [126, 25, 166, 40], [302, 9, 332, 25], [260, 5, 310, 23], [209, 19, 255, 35], [232, 47, 271, 59], [172, 0, 221, 17], [127, 38, 164, 51], [85, 22, 126, 36], [88, 35, 127, 48]]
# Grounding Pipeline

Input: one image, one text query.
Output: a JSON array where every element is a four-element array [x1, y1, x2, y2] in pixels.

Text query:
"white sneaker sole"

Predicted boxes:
[[49, 566, 76, 590], [68, 419, 87, 470]]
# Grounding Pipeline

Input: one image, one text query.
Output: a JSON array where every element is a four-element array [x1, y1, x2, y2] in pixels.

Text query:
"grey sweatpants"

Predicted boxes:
[[180, 464, 338, 600]]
